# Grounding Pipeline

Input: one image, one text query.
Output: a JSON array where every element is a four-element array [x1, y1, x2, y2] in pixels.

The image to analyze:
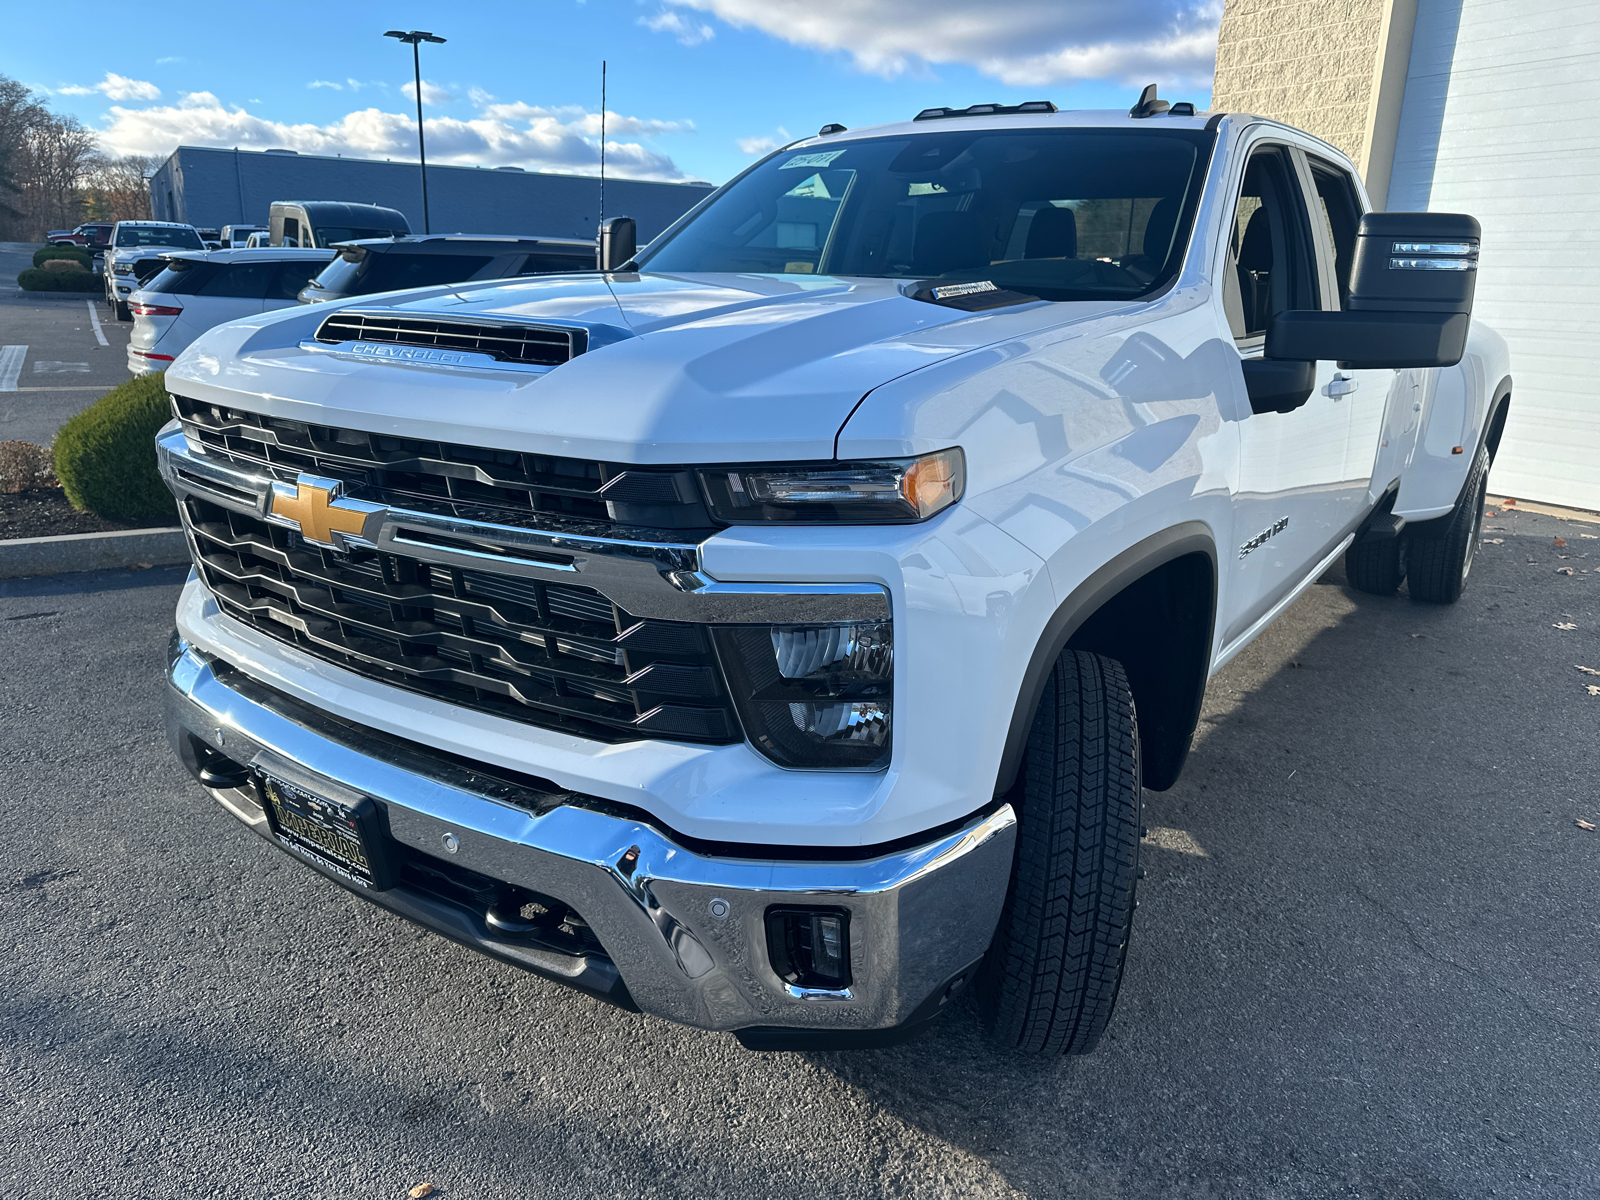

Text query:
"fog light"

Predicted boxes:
[[713, 620, 892, 770], [766, 907, 851, 989]]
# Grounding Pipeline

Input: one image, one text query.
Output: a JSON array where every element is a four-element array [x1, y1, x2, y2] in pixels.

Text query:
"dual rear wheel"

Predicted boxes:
[[1345, 443, 1491, 605]]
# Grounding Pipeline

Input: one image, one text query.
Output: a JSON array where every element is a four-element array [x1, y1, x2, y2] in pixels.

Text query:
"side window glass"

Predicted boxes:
[[1223, 148, 1319, 342], [1308, 160, 1363, 307], [282, 218, 300, 247], [196, 262, 275, 299], [268, 260, 319, 301]]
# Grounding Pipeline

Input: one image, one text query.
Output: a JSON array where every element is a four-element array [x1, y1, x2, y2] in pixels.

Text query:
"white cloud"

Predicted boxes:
[[642, 9, 716, 45], [401, 79, 454, 105], [95, 95, 689, 180], [660, 0, 1221, 87], [737, 127, 791, 155], [59, 72, 162, 100], [480, 102, 691, 138], [308, 80, 344, 90], [155, 56, 184, 65], [468, 86, 495, 106]]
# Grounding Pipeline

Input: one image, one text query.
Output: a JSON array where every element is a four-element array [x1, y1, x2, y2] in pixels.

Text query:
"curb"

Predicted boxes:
[[0, 527, 187, 579]]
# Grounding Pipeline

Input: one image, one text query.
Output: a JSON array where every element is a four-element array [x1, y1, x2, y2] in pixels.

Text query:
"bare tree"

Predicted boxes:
[[84, 153, 155, 222], [0, 75, 45, 234], [22, 112, 98, 233]]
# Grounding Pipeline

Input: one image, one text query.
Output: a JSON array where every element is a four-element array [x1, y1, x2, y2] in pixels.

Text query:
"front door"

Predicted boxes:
[[1222, 144, 1358, 646], [1304, 154, 1403, 503]]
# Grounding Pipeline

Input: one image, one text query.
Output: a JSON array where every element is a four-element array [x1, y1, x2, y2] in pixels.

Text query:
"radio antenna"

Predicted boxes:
[[598, 60, 607, 230]]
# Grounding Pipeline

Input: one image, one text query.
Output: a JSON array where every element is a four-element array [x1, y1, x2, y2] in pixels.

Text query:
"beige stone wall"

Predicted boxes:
[[1212, 0, 1387, 165]]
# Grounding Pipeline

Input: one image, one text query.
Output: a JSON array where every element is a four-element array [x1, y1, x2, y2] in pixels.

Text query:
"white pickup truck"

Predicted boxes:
[[158, 93, 1509, 1054]]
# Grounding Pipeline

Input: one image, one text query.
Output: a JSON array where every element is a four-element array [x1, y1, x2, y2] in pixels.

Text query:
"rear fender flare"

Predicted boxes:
[[1407, 374, 1511, 540]]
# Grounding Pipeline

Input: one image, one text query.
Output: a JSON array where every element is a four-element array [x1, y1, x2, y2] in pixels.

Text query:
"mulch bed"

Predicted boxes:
[[0, 487, 177, 539]]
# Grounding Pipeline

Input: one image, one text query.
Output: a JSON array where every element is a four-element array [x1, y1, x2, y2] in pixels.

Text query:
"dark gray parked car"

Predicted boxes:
[[298, 235, 599, 304]]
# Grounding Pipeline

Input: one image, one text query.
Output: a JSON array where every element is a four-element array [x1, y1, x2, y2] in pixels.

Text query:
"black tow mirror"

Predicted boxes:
[[1263, 211, 1480, 370], [598, 216, 637, 272]]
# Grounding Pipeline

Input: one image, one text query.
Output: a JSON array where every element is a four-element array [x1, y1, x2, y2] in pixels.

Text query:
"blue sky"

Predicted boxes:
[[4, 1, 1220, 185]]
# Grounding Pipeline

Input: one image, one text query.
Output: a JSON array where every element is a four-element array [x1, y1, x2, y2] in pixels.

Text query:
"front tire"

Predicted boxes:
[[114, 297, 132, 321], [1407, 443, 1490, 604], [975, 649, 1142, 1055]]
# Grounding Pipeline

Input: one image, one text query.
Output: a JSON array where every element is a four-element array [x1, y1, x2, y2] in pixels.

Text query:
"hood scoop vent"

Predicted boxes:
[[314, 310, 587, 367]]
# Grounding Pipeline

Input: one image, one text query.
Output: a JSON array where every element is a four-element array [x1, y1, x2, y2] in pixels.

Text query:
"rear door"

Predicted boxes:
[[1222, 142, 1358, 645]]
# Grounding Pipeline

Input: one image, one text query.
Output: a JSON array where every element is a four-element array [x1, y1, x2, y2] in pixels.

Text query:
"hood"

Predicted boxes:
[[168, 271, 1124, 464]]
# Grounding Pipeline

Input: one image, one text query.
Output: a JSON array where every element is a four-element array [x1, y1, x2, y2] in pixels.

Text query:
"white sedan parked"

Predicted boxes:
[[127, 248, 335, 375]]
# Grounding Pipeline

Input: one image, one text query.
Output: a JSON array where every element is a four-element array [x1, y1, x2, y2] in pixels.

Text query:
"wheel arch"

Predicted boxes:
[[1485, 374, 1512, 461], [995, 522, 1217, 798]]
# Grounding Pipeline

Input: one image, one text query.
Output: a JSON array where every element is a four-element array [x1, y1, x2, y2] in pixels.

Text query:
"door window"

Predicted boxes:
[[195, 262, 276, 299], [1222, 148, 1321, 342], [281, 217, 300, 247], [268, 259, 322, 301], [1306, 159, 1364, 306]]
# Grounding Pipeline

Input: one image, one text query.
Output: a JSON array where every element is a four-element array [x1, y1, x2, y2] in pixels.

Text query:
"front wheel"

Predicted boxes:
[[1407, 444, 1490, 604], [974, 649, 1142, 1055], [114, 297, 132, 322]]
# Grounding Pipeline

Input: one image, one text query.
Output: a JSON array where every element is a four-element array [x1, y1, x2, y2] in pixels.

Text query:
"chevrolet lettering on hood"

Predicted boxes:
[[346, 343, 475, 365]]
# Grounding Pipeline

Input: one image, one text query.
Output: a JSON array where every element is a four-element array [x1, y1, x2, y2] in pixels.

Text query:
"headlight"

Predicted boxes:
[[713, 620, 892, 770], [113, 262, 133, 275], [699, 447, 963, 524]]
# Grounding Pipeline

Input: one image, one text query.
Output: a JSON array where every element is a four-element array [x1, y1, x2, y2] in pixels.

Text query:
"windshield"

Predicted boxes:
[[638, 128, 1213, 301], [115, 226, 204, 250]]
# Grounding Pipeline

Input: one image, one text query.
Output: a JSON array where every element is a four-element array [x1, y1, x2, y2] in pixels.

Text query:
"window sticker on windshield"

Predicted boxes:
[[780, 150, 846, 170]]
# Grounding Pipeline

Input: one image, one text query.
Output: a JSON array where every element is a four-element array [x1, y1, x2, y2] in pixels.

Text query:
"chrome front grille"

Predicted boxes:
[[170, 395, 715, 534], [181, 495, 739, 743], [314, 310, 583, 366]]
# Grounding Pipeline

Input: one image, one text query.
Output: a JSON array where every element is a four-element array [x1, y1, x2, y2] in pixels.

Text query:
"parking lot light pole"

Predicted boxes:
[[384, 29, 446, 234]]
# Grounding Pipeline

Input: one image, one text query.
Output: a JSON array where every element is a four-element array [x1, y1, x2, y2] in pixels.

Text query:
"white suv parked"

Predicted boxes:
[[127, 248, 335, 375], [157, 95, 1508, 1053], [103, 221, 205, 321]]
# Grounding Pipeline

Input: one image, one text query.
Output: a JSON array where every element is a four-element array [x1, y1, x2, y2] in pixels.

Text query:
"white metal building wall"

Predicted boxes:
[[1388, 0, 1600, 510]]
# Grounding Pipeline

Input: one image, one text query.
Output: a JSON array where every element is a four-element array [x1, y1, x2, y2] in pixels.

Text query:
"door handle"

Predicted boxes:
[[1323, 373, 1358, 399]]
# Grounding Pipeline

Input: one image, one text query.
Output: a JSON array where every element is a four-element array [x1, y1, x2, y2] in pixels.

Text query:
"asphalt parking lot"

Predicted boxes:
[[0, 241, 132, 446], [2, 505, 1597, 1199]]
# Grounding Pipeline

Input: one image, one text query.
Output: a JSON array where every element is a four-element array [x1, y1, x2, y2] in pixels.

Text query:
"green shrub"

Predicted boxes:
[[53, 374, 177, 519], [34, 245, 90, 269], [18, 267, 103, 292]]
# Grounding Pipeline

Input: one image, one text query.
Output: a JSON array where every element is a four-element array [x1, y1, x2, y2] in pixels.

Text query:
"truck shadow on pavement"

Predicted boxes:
[[795, 510, 1600, 1198]]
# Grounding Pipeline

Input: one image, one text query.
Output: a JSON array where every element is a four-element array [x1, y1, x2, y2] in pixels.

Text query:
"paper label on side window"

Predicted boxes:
[[780, 150, 846, 170]]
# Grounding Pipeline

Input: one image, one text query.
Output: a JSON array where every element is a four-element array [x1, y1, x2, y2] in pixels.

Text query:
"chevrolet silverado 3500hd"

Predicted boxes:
[[158, 94, 1508, 1053]]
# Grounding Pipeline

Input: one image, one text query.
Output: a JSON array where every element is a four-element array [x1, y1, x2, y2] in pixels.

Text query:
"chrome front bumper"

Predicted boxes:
[[165, 644, 1016, 1039]]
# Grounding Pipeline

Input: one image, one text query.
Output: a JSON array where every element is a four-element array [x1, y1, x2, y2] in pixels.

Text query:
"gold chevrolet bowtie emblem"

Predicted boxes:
[[268, 474, 383, 548]]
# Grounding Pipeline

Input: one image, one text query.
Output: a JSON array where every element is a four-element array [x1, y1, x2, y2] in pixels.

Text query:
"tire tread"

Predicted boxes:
[[976, 650, 1141, 1055]]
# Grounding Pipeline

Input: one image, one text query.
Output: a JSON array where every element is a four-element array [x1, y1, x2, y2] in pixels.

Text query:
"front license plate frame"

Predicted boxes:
[[256, 770, 395, 890]]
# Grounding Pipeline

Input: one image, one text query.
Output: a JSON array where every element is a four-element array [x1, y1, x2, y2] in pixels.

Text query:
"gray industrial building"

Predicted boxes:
[[148, 146, 715, 242]]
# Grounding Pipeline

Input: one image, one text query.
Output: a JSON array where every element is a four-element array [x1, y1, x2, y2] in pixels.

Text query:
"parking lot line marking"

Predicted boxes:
[[86, 300, 109, 347], [16, 385, 113, 392], [0, 345, 25, 391]]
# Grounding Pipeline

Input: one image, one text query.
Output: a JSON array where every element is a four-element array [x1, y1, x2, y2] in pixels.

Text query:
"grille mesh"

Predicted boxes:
[[170, 395, 714, 534], [314, 310, 583, 366], [183, 496, 738, 743]]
